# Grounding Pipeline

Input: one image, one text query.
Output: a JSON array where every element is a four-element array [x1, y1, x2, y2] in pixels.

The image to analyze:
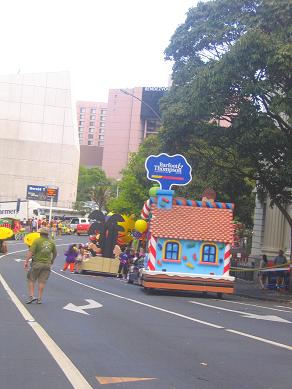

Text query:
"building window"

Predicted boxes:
[[88, 134, 94, 139], [89, 121, 95, 126], [79, 121, 84, 126], [78, 127, 83, 132], [88, 128, 94, 134], [163, 241, 181, 261], [100, 109, 107, 115], [79, 114, 85, 120], [100, 116, 106, 121], [90, 115, 96, 121], [100, 122, 105, 127], [90, 108, 96, 114], [80, 107, 86, 113], [88, 140, 93, 145], [200, 244, 218, 264], [98, 141, 104, 147]]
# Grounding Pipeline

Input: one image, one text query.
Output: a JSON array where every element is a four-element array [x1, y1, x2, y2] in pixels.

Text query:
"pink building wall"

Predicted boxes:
[[102, 88, 144, 178], [76, 101, 107, 147]]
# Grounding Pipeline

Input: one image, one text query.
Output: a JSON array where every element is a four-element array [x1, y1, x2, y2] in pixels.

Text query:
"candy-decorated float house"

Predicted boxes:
[[141, 154, 235, 295]]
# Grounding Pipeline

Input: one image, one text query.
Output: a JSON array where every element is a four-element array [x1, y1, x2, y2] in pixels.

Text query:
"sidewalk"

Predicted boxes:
[[235, 279, 292, 303]]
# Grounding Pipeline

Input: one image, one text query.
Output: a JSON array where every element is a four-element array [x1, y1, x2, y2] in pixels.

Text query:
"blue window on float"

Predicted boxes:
[[165, 242, 179, 261], [202, 244, 217, 263]]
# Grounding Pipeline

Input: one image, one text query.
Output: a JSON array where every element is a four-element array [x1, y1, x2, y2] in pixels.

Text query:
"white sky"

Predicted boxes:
[[1, 0, 197, 102]]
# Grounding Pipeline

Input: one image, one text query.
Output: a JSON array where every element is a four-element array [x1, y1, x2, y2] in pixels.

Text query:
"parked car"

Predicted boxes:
[[69, 217, 89, 232], [127, 257, 145, 285], [76, 222, 90, 236]]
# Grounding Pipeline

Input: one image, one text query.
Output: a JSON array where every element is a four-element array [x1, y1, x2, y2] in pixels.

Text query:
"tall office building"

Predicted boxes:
[[102, 87, 167, 178], [76, 101, 107, 147], [76, 101, 107, 169], [0, 71, 79, 208]]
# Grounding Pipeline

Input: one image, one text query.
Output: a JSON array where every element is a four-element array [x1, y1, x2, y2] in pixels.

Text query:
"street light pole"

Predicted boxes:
[[119, 89, 162, 123]]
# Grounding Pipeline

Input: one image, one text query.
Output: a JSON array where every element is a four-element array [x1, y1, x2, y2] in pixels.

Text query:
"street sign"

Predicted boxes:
[[26, 185, 59, 201], [26, 185, 47, 201], [46, 186, 59, 201]]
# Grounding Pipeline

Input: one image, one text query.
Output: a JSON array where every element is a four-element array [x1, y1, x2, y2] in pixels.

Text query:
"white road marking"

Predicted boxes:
[[14, 258, 25, 262], [189, 301, 292, 323], [276, 305, 292, 311], [210, 299, 292, 314], [0, 273, 93, 389], [63, 299, 103, 315], [53, 270, 223, 329], [0, 243, 75, 259], [51, 270, 292, 351], [1, 249, 292, 352], [226, 329, 292, 351]]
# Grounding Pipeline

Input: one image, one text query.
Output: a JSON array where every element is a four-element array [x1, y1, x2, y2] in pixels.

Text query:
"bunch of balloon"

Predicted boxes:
[[0, 227, 14, 240], [134, 219, 148, 234]]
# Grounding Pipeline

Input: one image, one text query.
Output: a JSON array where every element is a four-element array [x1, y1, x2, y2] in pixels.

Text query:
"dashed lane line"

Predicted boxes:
[[1, 248, 292, 353], [209, 299, 292, 314], [52, 270, 292, 352]]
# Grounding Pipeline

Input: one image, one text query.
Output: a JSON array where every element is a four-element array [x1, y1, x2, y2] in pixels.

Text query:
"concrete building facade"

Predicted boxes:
[[0, 71, 79, 208], [251, 195, 291, 259]]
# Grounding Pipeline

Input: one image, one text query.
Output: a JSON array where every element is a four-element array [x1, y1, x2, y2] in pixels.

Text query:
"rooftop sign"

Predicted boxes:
[[145, 153, 192, 190]]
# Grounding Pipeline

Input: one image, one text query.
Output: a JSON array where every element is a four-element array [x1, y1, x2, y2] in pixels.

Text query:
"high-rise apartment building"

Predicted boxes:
[[102, 87, 167, 178], [76, 101, 107, 147]]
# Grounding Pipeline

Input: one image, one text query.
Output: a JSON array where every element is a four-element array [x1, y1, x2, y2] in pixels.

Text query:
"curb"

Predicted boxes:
[[235, 291, 292, 304]]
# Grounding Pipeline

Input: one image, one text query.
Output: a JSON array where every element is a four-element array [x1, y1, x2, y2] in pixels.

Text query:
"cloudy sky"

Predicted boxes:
[[1, 0, 198, 102]]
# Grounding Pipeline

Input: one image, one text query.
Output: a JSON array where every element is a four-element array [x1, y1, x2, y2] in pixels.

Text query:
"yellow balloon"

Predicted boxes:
[[0, 227, 14, 240], [24, 232, 40, 247], [135, 219, 148, 233]]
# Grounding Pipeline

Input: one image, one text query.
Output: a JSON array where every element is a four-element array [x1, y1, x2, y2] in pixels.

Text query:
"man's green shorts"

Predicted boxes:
[[27, 262, 51, 283]]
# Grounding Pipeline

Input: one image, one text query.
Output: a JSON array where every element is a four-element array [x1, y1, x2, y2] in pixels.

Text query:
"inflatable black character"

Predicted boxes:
[[88, 211, 124, 258]]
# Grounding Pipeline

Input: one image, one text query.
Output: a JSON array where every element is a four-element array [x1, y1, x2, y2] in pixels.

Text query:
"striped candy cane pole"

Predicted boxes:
[[141, 199, 151, 220], [223, 244, 231, 276], [147, 234, 157, 271]]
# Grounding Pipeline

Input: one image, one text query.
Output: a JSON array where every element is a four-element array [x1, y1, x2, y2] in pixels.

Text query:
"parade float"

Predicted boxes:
[[140, 153, 235, 297], [0, 217, 25, 240], [78, 211, 137, 275]]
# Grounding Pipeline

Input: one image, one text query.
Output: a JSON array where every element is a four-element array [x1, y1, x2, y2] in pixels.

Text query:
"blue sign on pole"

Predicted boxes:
[[145, 153, 192, 190], [26, 185, 47, 201]]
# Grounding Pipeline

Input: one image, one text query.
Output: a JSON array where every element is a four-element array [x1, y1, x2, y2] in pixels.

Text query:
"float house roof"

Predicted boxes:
[[150, 205, 234, 243]]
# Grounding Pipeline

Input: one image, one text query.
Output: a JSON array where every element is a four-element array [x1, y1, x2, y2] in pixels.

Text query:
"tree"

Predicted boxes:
[[161, 0, 292, 263], [108, 135, 161, 216], [76, 166, 113, 211]]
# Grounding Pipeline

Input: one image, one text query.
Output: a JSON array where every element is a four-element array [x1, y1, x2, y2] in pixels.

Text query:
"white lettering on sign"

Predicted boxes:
[[154, 162, 183, 175], [28, 186, 44, 191], [144, 87, 168, 92]]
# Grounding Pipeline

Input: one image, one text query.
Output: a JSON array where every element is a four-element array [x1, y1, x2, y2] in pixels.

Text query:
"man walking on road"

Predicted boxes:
[[24, 227, 57, 304]]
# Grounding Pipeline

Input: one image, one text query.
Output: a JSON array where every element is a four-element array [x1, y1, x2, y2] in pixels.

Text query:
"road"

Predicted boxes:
[[1, 235, 292, 389]]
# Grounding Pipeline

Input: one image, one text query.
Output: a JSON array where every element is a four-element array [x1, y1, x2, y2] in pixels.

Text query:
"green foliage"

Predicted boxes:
[[161, 0, 292, 227], [76, 166, 113, 211], [108, 136, 161, 216]]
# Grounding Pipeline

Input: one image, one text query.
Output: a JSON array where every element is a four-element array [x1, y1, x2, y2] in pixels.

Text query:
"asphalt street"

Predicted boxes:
[[1, 235, 292, 389]]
